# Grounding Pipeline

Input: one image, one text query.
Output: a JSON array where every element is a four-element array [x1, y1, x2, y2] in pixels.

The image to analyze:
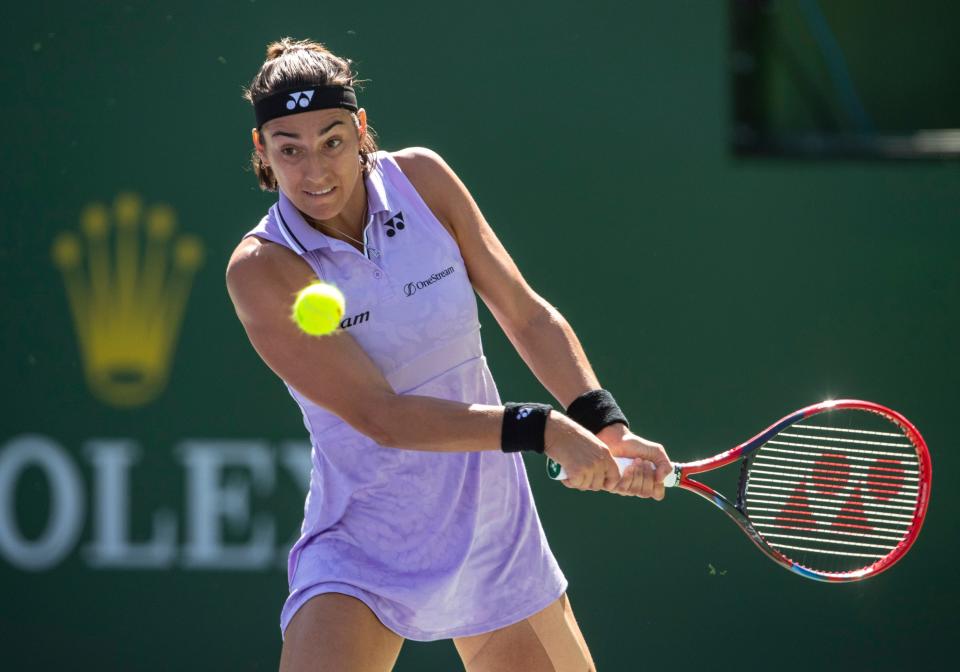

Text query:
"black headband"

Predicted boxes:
[[254, 85, 358, 129]]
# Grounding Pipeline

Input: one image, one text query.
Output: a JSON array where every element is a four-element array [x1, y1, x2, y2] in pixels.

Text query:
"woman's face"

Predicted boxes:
[[254, 107, 367, 222]]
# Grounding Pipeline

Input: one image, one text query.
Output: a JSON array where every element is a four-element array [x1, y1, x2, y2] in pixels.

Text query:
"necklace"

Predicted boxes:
[[310, 204, 381, 258]]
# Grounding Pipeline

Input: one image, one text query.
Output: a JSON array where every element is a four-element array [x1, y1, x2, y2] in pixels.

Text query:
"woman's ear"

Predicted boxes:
[[356, 109, 368, 140], [252, 127, 269, 166]]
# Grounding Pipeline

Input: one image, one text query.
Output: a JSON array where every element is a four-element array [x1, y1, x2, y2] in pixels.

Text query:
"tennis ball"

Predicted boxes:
[[292, 282, 345, 336]]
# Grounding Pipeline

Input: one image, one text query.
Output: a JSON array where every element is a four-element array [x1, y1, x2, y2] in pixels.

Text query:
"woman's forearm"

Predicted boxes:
[[502, 299, 602, 408], [354, 393, 505, 452]]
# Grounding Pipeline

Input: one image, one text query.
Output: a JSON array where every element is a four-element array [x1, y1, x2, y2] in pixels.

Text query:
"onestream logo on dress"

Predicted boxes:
[[403, 266, 456, 297]]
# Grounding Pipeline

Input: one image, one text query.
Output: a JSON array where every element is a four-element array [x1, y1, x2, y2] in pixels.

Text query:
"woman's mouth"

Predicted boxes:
[[304, 186, 336, 198]]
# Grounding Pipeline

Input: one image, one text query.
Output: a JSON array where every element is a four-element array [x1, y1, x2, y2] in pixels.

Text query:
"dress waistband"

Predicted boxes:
[[385, 331, 484, 394]]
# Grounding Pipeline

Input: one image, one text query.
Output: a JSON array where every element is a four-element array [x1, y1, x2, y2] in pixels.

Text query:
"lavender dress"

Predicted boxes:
[[244, 151, 566, 641]]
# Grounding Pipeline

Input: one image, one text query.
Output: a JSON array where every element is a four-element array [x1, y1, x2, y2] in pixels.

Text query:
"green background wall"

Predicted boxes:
[[2, 1, 956, 670]]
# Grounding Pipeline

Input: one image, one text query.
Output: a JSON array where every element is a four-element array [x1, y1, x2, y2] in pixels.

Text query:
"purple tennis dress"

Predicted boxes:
[[244, 151, 566, 641]]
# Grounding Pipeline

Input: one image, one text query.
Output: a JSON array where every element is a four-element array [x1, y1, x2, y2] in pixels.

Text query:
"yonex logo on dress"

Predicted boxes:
[[383, 211, 405, 237], [286, 90, 315, 110], [403, 266, 456, 297]]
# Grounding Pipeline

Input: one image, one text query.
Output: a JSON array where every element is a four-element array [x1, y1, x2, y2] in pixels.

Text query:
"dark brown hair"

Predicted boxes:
[[243, 38, 378, 191]]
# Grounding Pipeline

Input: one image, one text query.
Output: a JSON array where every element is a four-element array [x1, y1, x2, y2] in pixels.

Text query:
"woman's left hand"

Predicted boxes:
[[597, 424, 672, 500]]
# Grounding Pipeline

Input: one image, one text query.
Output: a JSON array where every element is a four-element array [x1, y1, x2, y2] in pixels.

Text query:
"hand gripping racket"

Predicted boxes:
[[547, 400, 932, 582]]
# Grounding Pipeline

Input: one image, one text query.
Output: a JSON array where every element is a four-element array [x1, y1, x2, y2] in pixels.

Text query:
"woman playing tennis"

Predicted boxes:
[[226, 38, 672, 672]]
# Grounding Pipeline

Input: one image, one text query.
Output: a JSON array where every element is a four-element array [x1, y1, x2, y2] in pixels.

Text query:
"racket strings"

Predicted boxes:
[[747, 458, 917, 477], [765, 439, 913, 459], [748, 472, 916, 496], [743, 413, 921, 574]]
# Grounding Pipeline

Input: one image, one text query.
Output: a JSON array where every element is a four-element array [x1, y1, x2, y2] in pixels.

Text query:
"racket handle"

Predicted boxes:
[[547, 458, 680, 487]]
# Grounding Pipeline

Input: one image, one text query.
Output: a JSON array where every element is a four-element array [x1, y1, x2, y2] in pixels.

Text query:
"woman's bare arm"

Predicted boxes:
[[225, 235, 619, 489], [395, 147, 672, 498]]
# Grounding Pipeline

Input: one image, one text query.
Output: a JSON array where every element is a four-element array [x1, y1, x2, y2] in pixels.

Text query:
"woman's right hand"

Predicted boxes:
[[543, 411, 621, 491]]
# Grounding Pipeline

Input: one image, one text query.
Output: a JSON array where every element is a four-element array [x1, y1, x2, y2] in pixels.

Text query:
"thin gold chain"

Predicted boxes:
[[310, 203, 380, 257]]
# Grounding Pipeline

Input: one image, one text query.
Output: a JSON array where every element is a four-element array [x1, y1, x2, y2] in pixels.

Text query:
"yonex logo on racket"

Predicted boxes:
[[286, 90, 315, 110], [548, 400, 931, 582]]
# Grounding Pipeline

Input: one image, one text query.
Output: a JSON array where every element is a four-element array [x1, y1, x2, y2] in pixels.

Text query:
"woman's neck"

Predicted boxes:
[[305, 179, 369, 247]]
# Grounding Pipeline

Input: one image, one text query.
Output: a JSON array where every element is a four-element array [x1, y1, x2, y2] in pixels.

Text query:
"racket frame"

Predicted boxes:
[[671, 399, 931, 582]]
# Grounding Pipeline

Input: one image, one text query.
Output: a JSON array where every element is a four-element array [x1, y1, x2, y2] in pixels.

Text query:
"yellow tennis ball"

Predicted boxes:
[[292, 282, 345, 336]]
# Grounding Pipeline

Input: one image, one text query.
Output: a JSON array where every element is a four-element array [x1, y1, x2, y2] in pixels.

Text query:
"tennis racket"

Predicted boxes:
[[547, 399, 932, 582]]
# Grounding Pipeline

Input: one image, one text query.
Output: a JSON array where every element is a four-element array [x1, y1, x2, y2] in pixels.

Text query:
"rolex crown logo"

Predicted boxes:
[[51, 193, 204, 408]]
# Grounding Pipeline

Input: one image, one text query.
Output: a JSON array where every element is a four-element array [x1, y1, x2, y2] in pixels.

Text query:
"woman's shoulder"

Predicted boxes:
[[389, 146, 450, 179], [387, 147, 462, 227], [226, 235, 307, 306], [228, 234, 288, 271]]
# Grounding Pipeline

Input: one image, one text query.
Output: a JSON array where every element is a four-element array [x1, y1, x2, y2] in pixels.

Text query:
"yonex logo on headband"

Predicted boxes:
[[254, 84, 359, 129], [286, 90, 315, 110]]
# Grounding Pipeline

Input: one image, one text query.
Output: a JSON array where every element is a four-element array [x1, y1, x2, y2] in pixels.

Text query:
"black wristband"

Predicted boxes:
[[501, 403, 553, 454], [565, 389, 629, 434]]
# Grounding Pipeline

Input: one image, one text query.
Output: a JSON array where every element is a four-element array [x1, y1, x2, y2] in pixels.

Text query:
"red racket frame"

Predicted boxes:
[[670, 399, 932, 582]]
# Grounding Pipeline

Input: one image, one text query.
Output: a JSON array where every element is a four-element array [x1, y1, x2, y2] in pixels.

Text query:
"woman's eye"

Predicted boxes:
[[326, 138, 343, 149], [281, 146, 299, 157]]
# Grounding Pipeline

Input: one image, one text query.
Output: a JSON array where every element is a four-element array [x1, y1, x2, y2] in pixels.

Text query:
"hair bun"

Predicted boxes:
[[266, 37, 329, 60]]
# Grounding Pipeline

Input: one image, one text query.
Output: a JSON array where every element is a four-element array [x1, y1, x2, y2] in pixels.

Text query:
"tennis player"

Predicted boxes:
[[227, 38, 672, 672]]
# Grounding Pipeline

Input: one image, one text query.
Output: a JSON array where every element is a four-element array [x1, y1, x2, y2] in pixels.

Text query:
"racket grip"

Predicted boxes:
[[547, 457, 679, 487]]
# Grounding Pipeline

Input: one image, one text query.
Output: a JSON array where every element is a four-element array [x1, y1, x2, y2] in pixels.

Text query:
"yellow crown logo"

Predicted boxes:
[[51, 193, 204, 408]]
